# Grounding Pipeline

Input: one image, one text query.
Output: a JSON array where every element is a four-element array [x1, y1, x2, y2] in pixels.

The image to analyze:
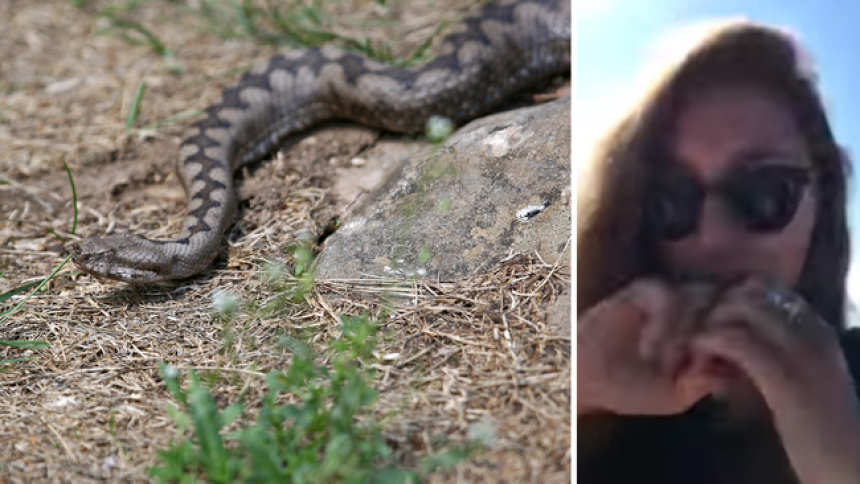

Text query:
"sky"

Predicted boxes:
[[575, 0, 860, 306]]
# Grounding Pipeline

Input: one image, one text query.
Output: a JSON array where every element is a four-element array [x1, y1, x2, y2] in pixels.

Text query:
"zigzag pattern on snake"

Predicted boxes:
[[71, 0, 571, 283]]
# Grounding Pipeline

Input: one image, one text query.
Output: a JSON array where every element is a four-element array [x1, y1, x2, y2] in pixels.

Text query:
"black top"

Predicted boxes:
[[579, 328, 860, 484]]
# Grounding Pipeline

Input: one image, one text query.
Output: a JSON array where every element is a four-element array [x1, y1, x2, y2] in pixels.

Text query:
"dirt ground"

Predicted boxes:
[[0, 0, 571, 482]]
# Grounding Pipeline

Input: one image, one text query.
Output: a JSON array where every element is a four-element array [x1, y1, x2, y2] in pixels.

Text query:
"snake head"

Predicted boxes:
[[72, 234, 172, 284]]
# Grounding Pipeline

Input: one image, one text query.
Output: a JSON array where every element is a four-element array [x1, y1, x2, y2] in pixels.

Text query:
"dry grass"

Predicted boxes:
[[0, 0, 570, 482], [0, 252, 570, 482]]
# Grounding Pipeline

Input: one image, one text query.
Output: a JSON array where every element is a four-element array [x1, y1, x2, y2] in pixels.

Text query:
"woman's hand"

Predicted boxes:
[[578, 278, 717, 416], [691, 278, 860, 484]]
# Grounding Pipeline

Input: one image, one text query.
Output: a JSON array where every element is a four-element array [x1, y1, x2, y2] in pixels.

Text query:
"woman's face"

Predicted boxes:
[[658, 84, 817, 287]]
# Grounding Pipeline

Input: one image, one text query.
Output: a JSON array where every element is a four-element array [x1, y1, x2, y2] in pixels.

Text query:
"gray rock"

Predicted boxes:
[[315, 96, 571, 281]]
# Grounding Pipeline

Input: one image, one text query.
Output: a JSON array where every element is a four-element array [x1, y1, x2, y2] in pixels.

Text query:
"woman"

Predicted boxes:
[[577, 20, 860, 484]]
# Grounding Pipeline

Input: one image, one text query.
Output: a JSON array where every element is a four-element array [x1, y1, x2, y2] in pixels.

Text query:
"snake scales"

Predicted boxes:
[[71, 0, 571, 283]]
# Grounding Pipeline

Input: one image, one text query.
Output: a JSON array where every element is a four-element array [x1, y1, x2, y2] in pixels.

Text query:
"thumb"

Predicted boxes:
[[690, 324, 782, 394], [674, 356, 716, 409]]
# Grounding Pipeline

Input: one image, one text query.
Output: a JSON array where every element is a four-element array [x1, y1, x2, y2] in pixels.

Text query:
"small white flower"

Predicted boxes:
[[262, 261, 285, 284], [468, 420, 497, 447], [164, 365, 179, 379], [212, 289, 239, 315], [426, 116, 455, 142]]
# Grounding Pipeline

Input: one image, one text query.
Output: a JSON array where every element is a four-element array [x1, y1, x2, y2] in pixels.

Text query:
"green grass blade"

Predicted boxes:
[[0, 272, 77, 307], [158, 361, 188, 407], [187, 370, 232, 483], [63, 161, 79, 235], [102, 18, 170, 57], [0, 280, 43, 304], [0, 357, 37, 365], [0, 340, 49, 349], [0, 253, 71, 325], [43, 227, 69, 242], [125, 80, 147, 130], [0, 357, 38, 372], [399, 20, 449, 67], [142, 109, 204, 130]]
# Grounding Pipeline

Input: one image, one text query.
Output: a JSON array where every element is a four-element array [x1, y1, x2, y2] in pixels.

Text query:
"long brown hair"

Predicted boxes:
[[577, 21, 851, 328]]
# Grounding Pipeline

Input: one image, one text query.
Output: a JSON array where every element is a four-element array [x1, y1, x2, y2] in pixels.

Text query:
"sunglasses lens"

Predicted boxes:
[[724, 166, 809, 232], [648, 181, 702, 240]]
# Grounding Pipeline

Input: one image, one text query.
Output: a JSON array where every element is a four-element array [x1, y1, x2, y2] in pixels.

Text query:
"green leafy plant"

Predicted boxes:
[[149, 314, 481, 483]]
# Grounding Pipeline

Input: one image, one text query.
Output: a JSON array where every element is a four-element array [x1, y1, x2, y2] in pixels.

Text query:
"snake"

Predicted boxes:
[[71, 0, 571, 283]]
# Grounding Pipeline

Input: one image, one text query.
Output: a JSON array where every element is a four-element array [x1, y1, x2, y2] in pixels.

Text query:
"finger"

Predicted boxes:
[[707, 278, 799, 351], [677, 281, 722, 320], [578, 285, 649, 345], [706, 297, 795, 356], [631, 280, 721, 372], [626, 279, 680, 362], [690, 323, 787, 398], [675, 368, 716, 408], [665, 282, 721, 370], [658, 349, 720, 411]]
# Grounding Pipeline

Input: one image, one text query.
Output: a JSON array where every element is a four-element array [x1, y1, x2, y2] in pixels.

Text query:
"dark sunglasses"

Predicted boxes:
[[646, 162, 812, 241]]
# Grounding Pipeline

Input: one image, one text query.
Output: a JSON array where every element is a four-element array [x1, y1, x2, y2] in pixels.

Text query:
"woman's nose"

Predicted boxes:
[[692, 197, 744, 250]]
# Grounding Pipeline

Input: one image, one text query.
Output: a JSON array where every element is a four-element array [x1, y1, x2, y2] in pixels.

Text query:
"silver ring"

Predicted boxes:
[[766, 286, 804, 324]]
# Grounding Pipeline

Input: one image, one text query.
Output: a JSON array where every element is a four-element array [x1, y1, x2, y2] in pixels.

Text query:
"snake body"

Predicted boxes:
[[72, 0, 571, 283]]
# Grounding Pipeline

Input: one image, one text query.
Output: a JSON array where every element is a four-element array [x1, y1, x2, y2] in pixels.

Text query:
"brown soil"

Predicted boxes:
[[0, 1, 571, 482]]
